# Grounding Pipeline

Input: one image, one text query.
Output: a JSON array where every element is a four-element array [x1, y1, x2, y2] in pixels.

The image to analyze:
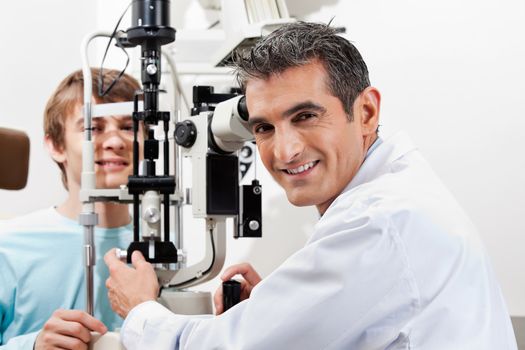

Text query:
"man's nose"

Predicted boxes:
[[273, 129, 303, 164], [101, 130, 126, 150]]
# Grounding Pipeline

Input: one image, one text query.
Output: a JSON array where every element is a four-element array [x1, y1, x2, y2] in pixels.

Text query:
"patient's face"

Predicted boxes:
[[57, 102, 143, 192]]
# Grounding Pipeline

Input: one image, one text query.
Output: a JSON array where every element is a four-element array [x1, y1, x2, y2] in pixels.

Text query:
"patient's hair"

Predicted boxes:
[[44, 68, 140, 189], [233, 21, 370, 120]]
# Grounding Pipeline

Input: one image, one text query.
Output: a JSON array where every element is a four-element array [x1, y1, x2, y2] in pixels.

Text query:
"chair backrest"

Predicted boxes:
[[0, 127, 30, 190]]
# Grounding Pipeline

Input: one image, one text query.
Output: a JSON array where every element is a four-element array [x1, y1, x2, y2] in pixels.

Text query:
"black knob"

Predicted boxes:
[[237, 96, 249, 121], [222, 280, 241, 312], [174, 120, 197, 148]]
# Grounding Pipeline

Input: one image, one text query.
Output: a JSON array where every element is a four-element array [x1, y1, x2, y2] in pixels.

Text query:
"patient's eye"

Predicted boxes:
[[85, 124, 104, 133], [121, 123, 134, 132]]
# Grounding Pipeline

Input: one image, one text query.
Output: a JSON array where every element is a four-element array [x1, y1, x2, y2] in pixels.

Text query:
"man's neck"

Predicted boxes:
[[364, 133, 379, 154], [316, 133, 380, 217], [94, 202, 131, 228], [56, 190, 131, 228]]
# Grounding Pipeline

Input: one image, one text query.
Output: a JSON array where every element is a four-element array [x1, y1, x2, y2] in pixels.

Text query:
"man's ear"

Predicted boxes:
[[357, 86, 381, 136], [44, 135, 66, 164]]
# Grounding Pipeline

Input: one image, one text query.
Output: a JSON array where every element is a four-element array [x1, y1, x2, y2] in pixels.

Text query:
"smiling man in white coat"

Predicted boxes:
[[104, 22, 517, 349]]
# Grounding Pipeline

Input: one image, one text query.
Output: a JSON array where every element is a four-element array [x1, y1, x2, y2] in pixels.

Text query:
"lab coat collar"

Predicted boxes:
[[344, 131, 418, 192]]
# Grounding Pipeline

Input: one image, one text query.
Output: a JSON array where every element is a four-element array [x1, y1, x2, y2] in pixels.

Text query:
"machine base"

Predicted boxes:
[[158, 289, 213, 315], [88, 290, 213, 349], [89, 331, 123, 350]]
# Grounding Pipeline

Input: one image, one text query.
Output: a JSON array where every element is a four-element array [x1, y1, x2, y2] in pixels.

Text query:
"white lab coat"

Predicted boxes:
[[120, 132, 517, 350]]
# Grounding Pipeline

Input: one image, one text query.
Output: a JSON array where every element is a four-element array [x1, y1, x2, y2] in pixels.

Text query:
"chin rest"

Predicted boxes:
[[0, 127, 30, 190]]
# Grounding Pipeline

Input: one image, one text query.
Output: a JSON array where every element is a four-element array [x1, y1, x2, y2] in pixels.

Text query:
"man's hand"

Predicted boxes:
[[213, 263, 262, 315], [34, 309, 107, 350], [104, 249, 159, 319]]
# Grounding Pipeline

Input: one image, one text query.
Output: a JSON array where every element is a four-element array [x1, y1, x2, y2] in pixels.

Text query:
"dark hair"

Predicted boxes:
[[233, 21, 370, 120], [44, 68, 140, 189]]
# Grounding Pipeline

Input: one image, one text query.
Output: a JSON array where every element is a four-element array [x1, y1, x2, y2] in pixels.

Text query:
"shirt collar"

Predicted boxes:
[[344, 131, 418, 193], [365, 136, 383, 159]]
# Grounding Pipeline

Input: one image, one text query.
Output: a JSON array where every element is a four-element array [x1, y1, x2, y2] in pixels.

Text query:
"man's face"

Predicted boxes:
[[246, 61, 378, 214], [50, 102, 142, 192]]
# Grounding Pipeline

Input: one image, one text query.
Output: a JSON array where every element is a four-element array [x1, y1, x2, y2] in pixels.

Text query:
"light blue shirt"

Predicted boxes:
[[120, 131, 516, 349], [0, 207, 132, 349]]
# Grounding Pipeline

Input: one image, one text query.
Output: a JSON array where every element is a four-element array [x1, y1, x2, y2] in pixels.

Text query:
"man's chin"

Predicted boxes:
[[285, 192, 318, 208], [96, 177, 130, 189]]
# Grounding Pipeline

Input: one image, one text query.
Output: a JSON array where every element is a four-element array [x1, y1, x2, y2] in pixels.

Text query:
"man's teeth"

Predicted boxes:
[[97, 161, 126, 166], [286, 161, 317, 175]]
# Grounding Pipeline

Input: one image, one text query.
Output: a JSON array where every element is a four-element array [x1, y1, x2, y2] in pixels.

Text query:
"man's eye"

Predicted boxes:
[[294, 113, 315, 122], [121, 125, 134, 132], [85, 125, 103, 133], [254, 124, 273, 134]]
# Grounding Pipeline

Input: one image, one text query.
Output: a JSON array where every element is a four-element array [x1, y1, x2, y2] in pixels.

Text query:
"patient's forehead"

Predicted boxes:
[[67, 100, 132, 123], [70, 115, 133, 128]]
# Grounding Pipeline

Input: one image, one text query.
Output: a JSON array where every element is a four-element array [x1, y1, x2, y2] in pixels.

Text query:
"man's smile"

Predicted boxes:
[[281, 160, 320, 176], [95, 157, 130, 171]]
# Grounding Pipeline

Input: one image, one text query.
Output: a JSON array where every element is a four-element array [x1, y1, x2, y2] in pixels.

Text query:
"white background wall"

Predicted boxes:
[[0, 0, 523, 316], [0, 1, 97, 217]]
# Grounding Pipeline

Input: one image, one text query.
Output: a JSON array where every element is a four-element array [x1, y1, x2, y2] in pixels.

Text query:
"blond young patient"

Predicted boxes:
[[0, 68, 143, 350]]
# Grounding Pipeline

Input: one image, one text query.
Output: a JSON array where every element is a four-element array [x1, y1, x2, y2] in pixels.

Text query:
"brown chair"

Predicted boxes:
[[0, 127, 30, 190]]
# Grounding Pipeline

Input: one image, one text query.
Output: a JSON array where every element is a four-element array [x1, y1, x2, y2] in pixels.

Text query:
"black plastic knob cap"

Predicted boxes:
[[222, 279, 241, 312], [237, 96, 249, 121], [175, 120, 197, 148]]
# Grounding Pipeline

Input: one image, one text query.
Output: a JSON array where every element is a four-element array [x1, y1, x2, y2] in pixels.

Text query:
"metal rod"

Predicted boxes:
[[83, 226, 95, 315], [133, 95, 139, 176], [79, 31, 111, 317], [134, 195, 140, 242], [164, 193, 170, 242], [163, 120, 170, 242]]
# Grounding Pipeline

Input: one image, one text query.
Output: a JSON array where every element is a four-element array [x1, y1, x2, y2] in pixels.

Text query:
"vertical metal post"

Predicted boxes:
[[79, 210, 98, 316]]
